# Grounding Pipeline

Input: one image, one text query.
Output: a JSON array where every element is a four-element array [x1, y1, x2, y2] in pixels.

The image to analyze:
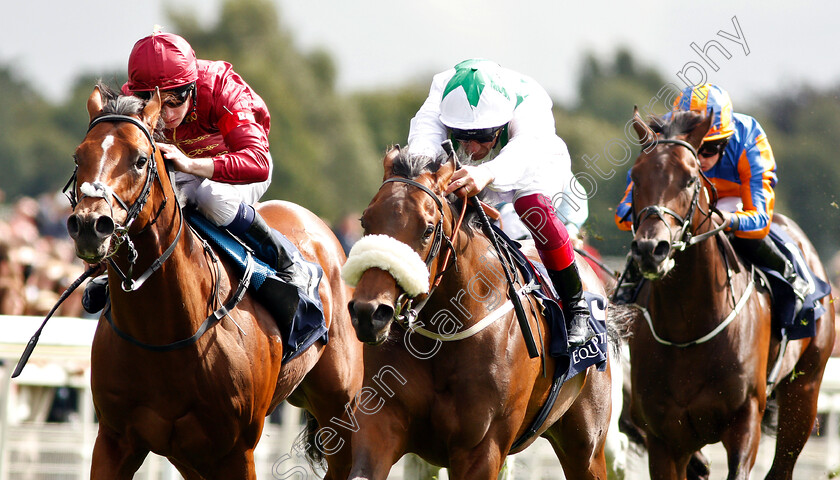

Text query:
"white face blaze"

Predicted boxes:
[[341, 234, 430, 297]]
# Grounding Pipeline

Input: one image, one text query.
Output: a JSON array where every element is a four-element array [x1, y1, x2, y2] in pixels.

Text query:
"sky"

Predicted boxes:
[[1, 1, 838, 110]]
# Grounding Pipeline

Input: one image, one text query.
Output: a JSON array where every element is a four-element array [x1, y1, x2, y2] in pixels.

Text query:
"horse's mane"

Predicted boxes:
[[94, 81, 165, 139], [649, 110, 704, 139], [394, 149, 479, 233]]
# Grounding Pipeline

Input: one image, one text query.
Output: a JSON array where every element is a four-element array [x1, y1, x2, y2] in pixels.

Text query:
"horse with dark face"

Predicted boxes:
[[625, 108, 835, 480], [343, 147, 615, 480], [67, 84, 363, 479]]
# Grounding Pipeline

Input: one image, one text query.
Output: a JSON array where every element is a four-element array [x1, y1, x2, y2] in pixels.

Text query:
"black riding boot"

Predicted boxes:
[[548, 262, 594, 347], [238, 212, 316, 327], [731, 236, 810, 310], [612, 256, 643, 305]]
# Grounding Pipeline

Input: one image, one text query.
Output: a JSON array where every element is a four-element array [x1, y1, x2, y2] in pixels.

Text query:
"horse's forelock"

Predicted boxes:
[[649, 111, 704, 139], [393, 150, 448, 179], [93, 81, 165, 138]]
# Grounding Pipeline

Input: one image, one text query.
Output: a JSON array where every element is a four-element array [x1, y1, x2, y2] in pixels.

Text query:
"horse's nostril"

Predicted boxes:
[[653, 240, 671, 259], [372, 304, 394, 324], [67, 215, 81, 238], [630, 241, 641, 256], [94, 215, 115, 239]]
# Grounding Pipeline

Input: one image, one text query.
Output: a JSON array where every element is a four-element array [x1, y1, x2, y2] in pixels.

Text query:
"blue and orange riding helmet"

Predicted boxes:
[[673, 83, 735, 141]]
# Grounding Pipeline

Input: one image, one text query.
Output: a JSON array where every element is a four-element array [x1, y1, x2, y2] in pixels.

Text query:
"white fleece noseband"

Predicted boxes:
[[341, 234, 430, 296]]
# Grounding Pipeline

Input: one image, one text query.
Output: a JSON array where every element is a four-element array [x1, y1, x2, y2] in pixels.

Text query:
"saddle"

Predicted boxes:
[[743, 225, 831, 340], [185, 211, 329, 362]]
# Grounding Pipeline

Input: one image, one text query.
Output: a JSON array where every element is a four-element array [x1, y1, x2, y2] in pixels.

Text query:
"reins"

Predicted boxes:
[[387, 142, 540, 358]]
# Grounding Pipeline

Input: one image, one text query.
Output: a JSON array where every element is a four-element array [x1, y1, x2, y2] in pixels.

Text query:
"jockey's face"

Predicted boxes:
[[698, 151, 721, 172], [457, 139, 496, 160], [160, 91, 193, 129]]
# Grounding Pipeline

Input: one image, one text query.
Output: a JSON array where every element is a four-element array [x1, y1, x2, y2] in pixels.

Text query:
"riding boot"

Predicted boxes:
[[612, 256, 643, 305], [547, 262, 595, 347], [237, 212, 316, 328], [82, 275, 109, 314], [732, 236, 810, 312]]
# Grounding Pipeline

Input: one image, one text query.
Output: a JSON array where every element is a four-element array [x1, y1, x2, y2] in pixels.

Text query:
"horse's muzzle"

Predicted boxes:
[[348, 299, 395, 345], [67, 211, 115, 262], [631, 237, 673, 278]]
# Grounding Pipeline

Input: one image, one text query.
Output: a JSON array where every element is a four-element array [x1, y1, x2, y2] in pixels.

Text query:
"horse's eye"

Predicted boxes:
[[423, 225, 435, 239], [136, 155, 148, 169]]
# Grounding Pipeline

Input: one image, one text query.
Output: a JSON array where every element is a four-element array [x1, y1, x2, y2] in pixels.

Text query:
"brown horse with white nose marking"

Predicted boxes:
[[343, 147, 614, 480], [67, 84, 362, 479], [625, 108, 835, 480]]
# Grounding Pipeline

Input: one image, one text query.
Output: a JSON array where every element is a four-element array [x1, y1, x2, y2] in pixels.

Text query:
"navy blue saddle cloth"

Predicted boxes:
[[490, 224, 609, 382], [760, 224, 831, 340], [187, 211, 328, 363]]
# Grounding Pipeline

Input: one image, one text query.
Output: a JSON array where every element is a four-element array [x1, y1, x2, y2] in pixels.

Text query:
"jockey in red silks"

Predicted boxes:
[[408, 59, 593, 346], [83, 30, 310, 314]]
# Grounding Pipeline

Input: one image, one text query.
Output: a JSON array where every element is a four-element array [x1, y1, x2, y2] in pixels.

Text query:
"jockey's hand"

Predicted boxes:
[[717, 210, 733, 229], [445, 165, 495, 198], [158, 143, 214, 179]]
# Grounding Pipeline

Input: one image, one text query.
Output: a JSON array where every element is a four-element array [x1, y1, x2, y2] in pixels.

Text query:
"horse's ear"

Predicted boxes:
[[86, 87, 103, 121], [382, 145, 400, 180], [686, 112, 714, 149], [435, 152, 457, 190], [141, 88, 162, 129], [631, 105, 656, 145]]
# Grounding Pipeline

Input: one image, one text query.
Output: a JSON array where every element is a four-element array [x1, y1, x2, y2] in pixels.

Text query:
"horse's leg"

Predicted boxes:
[[203, 446, 257, 480], [542, 366, 611, 480], [89, 427, 148, 479], [347, 409, 407, 480], [719, 398, 763, 480], [646, 435, 692, 480], [764, 346, 828, 480], [446, 442, 505, 480]]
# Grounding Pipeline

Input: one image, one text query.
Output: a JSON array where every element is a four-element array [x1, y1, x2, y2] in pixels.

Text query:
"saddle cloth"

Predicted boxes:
[[187, 211, 328, 363], [760, 224, 831, 340], [490, 224, 609, 381]]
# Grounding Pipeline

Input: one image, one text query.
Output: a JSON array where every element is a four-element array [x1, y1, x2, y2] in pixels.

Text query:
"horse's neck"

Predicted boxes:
[[650, 235, 738, 327], [428, 232, 509, 325], [107, 196, 214, 336]]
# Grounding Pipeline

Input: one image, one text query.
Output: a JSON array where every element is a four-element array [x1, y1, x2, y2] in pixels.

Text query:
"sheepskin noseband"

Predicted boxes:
[[341, 234, 430, 297]]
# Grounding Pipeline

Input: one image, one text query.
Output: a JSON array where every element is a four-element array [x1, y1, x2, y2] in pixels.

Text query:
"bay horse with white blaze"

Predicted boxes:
[[67, 84, 363, 479], [343, 147, 615, 480], [625, 108, 835, 480]]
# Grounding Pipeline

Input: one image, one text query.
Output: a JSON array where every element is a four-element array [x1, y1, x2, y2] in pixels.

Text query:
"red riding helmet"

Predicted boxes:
[[127, 32, 198, 92]]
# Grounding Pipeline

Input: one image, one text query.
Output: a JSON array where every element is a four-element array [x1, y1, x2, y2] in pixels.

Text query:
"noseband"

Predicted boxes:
[[380, 177, 463, 323], [66, 113, 183, 291], [633, 138, 725, 251]]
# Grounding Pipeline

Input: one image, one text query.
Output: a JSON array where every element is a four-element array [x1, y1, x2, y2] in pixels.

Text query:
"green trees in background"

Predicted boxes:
[[0, 0, 837, 262]]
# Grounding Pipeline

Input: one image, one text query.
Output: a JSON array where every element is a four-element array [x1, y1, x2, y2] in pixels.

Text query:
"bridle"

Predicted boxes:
[[632, 138, 726, 251], [379, 176, 465, 324], [65, 113, 183, 291], [632, 137, 755, 347]]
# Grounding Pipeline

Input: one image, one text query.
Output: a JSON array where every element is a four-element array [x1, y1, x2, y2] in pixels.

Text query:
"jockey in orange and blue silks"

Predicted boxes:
[[614, 83, 809, 306], [616, 84, 777, 239], [408, 59, 594, 346]]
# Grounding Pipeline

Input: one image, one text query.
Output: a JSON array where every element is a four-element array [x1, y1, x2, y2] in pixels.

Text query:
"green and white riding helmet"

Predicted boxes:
[[439, 59, 516, 134]]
